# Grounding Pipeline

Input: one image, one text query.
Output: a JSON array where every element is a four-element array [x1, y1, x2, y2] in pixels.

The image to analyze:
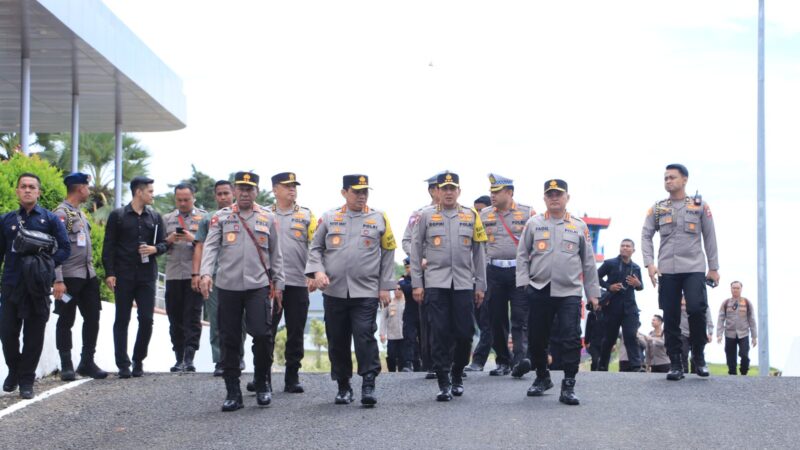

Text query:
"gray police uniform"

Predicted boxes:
[[163, 208, 206, 359], [305, 205, 397, 382], [200, 204, 285, 383], [717, 297, 756, 375], [410, 204, 487, 379], [481, 202, 535, 367], [53, 202, 102, 361], [641, 197, 719, 361], [269, 203, 316, 383], [516, 212, 601, 378]]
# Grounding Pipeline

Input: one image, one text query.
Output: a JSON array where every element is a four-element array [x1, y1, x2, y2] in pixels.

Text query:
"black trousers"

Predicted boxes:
[[471, 290, 492, 366], [0, 285, 49, 387], [218, 287, 272, 381], [679, 335, 695, 373], [487, 266, 528, 365], [401, 297, 422, 367], [598, 311, 642, 370], [323, 295, 381, 381], [660, 273, 708, 358], [426, 288, 473, 374], [525, 285, 582, 378], [55, 277, 102, 357], [113, 277, 156, 368], [587, 344, 602, 371], [270, 285, 309, 377], [725, 336, 750, 375], [386, 339, 404, 372], [165, 279, 203, 354]]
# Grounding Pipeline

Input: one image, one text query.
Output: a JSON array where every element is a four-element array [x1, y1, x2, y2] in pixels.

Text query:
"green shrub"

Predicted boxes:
[[0, 153, 65, 214], [89, 218, 115, 302]]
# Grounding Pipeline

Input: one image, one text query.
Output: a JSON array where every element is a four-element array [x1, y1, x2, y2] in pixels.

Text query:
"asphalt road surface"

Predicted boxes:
[[1, 371, 798, 449]]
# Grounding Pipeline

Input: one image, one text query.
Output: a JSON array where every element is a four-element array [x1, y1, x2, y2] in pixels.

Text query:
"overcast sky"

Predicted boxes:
[[102, 0, 799, 370]]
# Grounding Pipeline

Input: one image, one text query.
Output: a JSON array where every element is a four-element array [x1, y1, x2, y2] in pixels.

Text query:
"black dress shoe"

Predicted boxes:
[[77, 359, 108, 379], [436, 372, 453, 401], [118, 367, 132, 379], [60, 352, 76, 381], [425, 371, 437, 380], [131, 361, 144, 378], [246, 380, 256, 392], [527, 373, 554, 397], [464, 363, 483, 372], [559, 378, 580, 406], [511, 359, 532, 378], [284, 382, 304, 393], [213, 364, 224, 377], [19, 385, 34, 400], [695, 364, 710, 377], [3, 372, 18, 392], [361, 373, 377, 406], [400, 363, 414, 373], [489, 364, 511, 376]]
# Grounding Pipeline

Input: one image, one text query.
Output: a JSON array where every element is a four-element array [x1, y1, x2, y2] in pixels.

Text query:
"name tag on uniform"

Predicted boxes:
[[255, 225, 268, 232], [77, 232, 87, 247]]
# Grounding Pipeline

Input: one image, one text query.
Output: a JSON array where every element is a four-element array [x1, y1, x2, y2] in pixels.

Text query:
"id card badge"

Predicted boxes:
[[77, 232, 87, 247]]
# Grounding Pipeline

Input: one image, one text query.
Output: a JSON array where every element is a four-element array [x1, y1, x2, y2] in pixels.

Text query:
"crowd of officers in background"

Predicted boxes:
[[0, 163, 756, 410]]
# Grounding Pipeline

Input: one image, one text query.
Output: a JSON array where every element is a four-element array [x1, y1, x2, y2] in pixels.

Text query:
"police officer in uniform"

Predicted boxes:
[[410, 172, 487, 401], [52, 172, 108, 380], [192, 180, 244, 376], [516, 179, 600, 406], [163, 184, 206, 372], [200, 171, 285, 411], [305, 174, 397, 406], [642, 164, 719, 380], [480, 173, 535, 377], [267, 172, 316, 393], [402, 172, 443, 379]]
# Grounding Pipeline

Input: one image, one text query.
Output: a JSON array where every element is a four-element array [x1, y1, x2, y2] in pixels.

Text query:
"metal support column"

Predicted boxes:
[[71, 47, 80, 173], [114, 80, 123, 208], [20, 0, 31, 155], [756, 0, 769, 377]]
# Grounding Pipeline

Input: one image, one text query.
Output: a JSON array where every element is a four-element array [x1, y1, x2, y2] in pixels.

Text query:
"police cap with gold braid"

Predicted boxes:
[[343, 174, 370, 190], [234, 171, 259, 187], [437, 171, 459, 188], [271, 172, 301, 186], [544, 179, 568, 193]]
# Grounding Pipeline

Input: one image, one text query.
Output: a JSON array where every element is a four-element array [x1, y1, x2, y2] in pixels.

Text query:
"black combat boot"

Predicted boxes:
[[76, 355, 108, 379], [3, 370, 18, 392], [222, 377, 244, 412], [19, 384, 34, 400], [559, 378, 580, 405], [59, 351, 76, 381], [511, 358, 532, 379], [284, 369, 304, 393], [692, 350, 710, 377], [436, 371, 453, 402], [183, 348, 196, 373], [170, 351, 183, 373], [489, 363, 511, 376], [255, 378, 272, 406], [131, 360, 144, 378], [666, 354, 685, 381], [334, 379, 353, 405], [361, 373, 377, 406], [451, 370, 464, 397], [527, 370, 554, 397]]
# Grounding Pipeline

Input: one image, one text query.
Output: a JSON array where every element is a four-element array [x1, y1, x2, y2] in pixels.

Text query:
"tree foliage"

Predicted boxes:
[[0, 153, 66, 214]]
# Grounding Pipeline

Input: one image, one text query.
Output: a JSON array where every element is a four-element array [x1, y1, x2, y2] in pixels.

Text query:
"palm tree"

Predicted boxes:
[[39, 133, 150, 211]]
